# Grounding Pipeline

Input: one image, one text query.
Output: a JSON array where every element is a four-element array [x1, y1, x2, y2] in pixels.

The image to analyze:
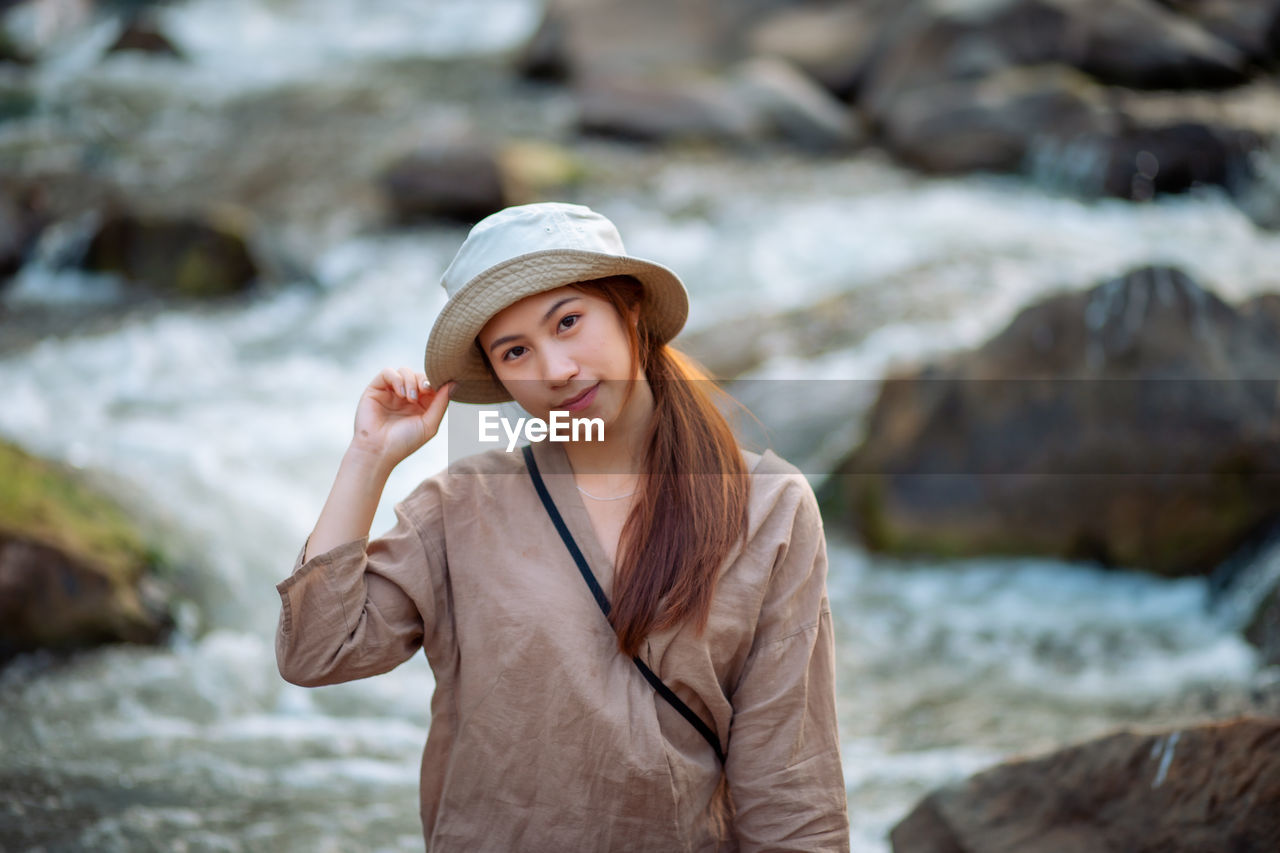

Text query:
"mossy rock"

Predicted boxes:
[[81, 208, 260, 298], [0, 440, 173, 661]]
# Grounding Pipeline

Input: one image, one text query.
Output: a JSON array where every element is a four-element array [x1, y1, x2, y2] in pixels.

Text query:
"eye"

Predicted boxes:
[[501, 345, 527, 362], [558, 313, 581, 332]]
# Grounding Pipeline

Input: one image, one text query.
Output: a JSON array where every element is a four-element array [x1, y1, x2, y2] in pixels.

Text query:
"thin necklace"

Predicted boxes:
[[576, 483, 637, 501]]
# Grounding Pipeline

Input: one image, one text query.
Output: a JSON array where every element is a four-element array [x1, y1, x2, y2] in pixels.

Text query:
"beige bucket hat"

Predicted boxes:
[[424, 202, 689, 404]]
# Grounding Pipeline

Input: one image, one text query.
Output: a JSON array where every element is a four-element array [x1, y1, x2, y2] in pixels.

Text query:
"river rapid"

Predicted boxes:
[[3, 1, 1280, 851]]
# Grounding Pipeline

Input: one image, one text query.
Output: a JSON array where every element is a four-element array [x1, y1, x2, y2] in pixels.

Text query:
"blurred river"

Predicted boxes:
[[3, 1, 1280, 851]]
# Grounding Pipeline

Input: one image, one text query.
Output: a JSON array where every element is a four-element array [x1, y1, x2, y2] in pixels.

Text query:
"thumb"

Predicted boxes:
[[421, 381, 454, 432]]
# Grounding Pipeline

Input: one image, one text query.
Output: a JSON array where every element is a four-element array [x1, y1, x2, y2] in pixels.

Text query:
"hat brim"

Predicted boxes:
[[424, 248, 689, 404]]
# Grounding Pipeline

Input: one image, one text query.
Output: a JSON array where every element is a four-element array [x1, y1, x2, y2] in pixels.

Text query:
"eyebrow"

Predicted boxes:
[[486, 296, 582, 354]]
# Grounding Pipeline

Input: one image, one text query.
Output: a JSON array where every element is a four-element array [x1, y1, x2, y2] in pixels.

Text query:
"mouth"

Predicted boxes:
[[555, 382, 600, 412]]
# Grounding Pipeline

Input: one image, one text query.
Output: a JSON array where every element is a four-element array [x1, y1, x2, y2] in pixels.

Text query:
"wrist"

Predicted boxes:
[[343, 441, 397, 480]]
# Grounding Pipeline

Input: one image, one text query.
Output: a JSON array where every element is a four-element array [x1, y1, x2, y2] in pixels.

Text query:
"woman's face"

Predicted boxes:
[[477, 284, 642, 427]]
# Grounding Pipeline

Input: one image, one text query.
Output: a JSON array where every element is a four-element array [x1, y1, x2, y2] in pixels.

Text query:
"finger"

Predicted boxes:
[[397, 366, 419, 402], [421, 381, 454, 433], [377, 367, 407, 399]]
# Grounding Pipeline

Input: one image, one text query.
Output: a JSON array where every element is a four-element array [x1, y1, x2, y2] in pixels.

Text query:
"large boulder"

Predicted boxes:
[[0, 440, 173, 662], [81, 207, 261, 298], [891, 718, 1280, 853], [824, 266, 1280, 576]]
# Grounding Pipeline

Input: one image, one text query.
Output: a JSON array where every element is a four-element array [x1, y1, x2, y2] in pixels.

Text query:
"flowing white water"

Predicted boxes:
[[4, 1, 1280, 849]]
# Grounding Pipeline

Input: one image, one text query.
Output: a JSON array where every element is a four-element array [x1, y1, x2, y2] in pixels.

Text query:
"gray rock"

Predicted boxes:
[[880, 65, 1111, 174], [575, 77, 764, 145], [891, 718, 1280, 853], [728, 56, 866, 151], [825, 265, 1280, 576], [746, 0, 889, 98], [512, 0, 738, 82], [1155, 0, 1280, 66]]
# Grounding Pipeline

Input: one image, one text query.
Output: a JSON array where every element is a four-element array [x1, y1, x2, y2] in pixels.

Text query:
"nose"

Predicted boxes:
[[541, 343, 579, 386]]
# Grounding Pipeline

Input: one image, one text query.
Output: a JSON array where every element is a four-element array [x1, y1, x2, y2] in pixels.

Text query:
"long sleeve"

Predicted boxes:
[[274, 479, 449, 687], [727, 480, 850, 852]]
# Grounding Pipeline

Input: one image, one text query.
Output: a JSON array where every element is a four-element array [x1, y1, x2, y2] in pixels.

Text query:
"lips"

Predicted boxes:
[[555, 382, 600, 411]]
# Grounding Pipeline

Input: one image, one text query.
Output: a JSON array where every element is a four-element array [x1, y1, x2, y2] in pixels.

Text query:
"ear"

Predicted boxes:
[[627, 302, 641, 327]]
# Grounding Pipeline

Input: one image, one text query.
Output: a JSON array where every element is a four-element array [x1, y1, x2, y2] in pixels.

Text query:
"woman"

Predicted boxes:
[[275, 202, 849, 851]]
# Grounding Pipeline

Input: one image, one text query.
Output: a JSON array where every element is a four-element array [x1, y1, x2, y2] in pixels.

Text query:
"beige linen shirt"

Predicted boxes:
[[275, 440, 849, 852]]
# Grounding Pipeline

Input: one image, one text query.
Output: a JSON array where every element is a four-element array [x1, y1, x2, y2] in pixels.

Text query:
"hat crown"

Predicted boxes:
[[441, 202, 628, 299]]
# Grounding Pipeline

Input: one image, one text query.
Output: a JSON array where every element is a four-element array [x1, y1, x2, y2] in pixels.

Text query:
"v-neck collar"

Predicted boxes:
[[528, 440, 617, 591]]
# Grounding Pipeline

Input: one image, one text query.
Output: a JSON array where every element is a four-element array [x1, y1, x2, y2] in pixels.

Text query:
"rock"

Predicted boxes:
[[105, 16, 183, 59], [880, 65, 1111, 175], [512, 0, 737, 83], [0, 439, 173, 662], [824, 265, 1280, 576], [81, 207, 260, 297], [1156, 0, 1280, 66], [745, 0, 887, 99], [860, 0, 1251, 122], [890, 718, 1280, 853], [514, 3, 573, 82], [1026, 82, 1275, 200], [377, 140, 584, 225], [727, 57, 866, 152], [576, 62, 865, 150], [879, 64, 1266, 197], [1080, 121, 1261, 200], [0, 26, 34, 66], [378, 144, 510, 223], [575, 76, 763, 145]]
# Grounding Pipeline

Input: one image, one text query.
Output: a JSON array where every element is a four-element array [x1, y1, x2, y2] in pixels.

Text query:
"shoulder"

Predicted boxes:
[[742, 448, 824, 540]]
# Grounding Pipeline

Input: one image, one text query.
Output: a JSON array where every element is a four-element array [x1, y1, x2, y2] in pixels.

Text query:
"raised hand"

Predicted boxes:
[[350, 367, 453, 469]]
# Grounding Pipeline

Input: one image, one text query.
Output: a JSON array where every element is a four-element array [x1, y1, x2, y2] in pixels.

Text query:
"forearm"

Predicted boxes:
[[304, 443, 395, 562]]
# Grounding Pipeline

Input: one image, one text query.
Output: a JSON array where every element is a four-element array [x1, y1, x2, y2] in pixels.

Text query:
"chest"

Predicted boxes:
[[580, 497, 633, 568]]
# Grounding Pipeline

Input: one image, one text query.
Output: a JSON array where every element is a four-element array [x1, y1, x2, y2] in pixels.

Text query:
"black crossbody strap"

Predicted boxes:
[[523, 445, 726, 765]]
